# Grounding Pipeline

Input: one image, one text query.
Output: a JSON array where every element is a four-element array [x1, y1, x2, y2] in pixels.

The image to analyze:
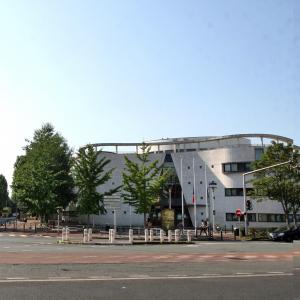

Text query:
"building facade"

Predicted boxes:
[[82, 134, 299, 229]]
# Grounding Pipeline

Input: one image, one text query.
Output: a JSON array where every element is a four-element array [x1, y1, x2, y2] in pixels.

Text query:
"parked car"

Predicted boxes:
[[268, 225, 300, 242]]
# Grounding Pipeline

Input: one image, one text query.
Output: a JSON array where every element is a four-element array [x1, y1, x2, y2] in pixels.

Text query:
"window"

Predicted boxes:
[[255, 148, 264, 160], [222, 162, 252, 173], [247, 213, 256, 222], [258, 214, 286, 222], [224, 188, 252, 197], [226, 213, 244, 222]]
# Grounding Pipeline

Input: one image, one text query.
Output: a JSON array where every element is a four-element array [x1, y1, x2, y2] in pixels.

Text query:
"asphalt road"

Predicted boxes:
[[0, 275, 297, 300], [0, 234, 299, 299]]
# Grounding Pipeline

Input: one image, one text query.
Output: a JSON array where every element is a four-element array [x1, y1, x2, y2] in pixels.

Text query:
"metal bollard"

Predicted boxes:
[[160, 229, 165, 243], [88, 228, 93, 241], [187, 230, 192, 242], [175, 229, 180, 243], [83, 228, 88, 243], [149, 229, 154, 242], [144, 229, 149, 242], [168, 230, 172, 242], [129, 229, 133, 243]]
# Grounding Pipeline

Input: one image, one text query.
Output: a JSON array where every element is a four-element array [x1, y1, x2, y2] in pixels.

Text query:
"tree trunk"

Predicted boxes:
[[87, 214, 90, 227]]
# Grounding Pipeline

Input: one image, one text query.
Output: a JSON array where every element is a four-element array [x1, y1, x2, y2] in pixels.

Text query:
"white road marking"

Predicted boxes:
[[267, 272, 285, 274], [236, 273, 253, 275], [0, 273, 293, 283], [6, 277, 29, 280]]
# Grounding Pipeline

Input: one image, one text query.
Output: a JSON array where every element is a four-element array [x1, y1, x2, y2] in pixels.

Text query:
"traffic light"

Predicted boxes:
[[246, 200, 252, 211]]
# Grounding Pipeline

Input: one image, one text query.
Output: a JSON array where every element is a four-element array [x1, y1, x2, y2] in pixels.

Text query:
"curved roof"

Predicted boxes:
[[89, 133, 295, 148]]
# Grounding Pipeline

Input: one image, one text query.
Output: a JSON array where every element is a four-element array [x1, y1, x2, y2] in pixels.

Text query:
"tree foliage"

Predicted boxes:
[[11, 124, 75, 222], [122, 144, 169, 227], [0, 174, 9, 209], [251, 142, 300, 225], [72, 145, 119, 224]]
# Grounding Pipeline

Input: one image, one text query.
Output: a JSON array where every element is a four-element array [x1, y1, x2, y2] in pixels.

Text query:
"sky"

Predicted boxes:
[[0, 0, 299, 189]]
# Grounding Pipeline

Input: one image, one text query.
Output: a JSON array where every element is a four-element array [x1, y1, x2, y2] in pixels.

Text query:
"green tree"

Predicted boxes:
[[122, 144, 169, 227], [73, 145, 119, 225], [251, 142, 300, 226], [12, 123, 75, 222], [0, 174, 9, 210]]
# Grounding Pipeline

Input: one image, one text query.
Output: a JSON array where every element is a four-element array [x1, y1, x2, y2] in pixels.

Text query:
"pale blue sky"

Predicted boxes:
[[0, 0, 299, 187]]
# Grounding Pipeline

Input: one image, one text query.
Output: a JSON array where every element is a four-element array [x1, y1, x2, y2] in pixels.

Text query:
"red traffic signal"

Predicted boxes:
[[235, 208, 242, 217]]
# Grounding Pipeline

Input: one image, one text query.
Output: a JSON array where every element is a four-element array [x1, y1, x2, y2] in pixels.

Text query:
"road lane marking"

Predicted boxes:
[[236, 273, 253, 275], [267, 272, 285, 274], [0, 273, 293, 283]]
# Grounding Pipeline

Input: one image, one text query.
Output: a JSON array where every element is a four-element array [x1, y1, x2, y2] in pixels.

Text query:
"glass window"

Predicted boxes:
[[258, 214, 268, 222], [247, 213, 256, 222], [231, 163, 238, 172], [224, 164, 231, 172], [225, 189, 231, 197], [255, 148, 264, 161]]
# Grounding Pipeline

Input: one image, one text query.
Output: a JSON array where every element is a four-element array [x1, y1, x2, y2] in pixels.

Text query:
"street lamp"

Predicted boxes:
[[209, 180, 217, 233]]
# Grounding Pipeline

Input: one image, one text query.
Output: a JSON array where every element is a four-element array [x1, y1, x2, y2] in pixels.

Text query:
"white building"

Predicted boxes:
[[84, 134, 299, 229]]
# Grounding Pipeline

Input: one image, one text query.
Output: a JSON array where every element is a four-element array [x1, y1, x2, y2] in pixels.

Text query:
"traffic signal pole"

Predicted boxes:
[[243, 160, 291, 235]]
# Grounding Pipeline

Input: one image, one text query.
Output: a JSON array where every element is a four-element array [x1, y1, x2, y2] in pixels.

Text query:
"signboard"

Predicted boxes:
[[103, 195, 121, 210], [161, 209, 175, 230]]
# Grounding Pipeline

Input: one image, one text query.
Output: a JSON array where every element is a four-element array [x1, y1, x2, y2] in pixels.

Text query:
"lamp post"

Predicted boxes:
[[209, 180, 217, 233]]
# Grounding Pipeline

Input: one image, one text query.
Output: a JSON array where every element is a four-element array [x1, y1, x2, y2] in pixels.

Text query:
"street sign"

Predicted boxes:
[[235, 208, 242, 217]]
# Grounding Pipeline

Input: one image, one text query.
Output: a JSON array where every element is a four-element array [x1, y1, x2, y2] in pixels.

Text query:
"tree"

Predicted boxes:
[[72, 145, 119, 225], [0, 174, 9, 210], [251, 142, 300, 226], [122, 144, 169, 227], [12, 123, 75, 222]]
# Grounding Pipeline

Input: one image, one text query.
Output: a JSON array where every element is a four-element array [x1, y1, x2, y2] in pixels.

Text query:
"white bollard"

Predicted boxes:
[[144, 229, 149, 242], [168, 230, 172, 242], [187, 230, 192, 242], [149, 229, 154, 242], [83, 228, 88, 243], [109, 229, 115, 243], [129, 229, 133, 244], [61, 227, 65, 242], [160, 229, 165, 243], [65, 226, 70, 242], [175, 229, 180, 243], [88, 228, 93, 241]]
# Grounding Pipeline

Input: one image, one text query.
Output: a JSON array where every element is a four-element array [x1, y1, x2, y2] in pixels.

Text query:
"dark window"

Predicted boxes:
[[226, 213, 244, 222], [187, 166, 190, 169], [164, 153, 173, 163], [224, 188, 252, 197], [247, 213, 256, 222], [200, 181, 202, 184], [223, 162, 252, 173], [199, 165, 202, 169], [258, 214, 286, 222]]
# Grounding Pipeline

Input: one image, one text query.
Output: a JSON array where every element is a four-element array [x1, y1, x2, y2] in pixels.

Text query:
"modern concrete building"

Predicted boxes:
[[82, 134, 299, 230]]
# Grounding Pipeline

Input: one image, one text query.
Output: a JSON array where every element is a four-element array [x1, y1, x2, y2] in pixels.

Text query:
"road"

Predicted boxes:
[[0, 233, 299, 299]]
